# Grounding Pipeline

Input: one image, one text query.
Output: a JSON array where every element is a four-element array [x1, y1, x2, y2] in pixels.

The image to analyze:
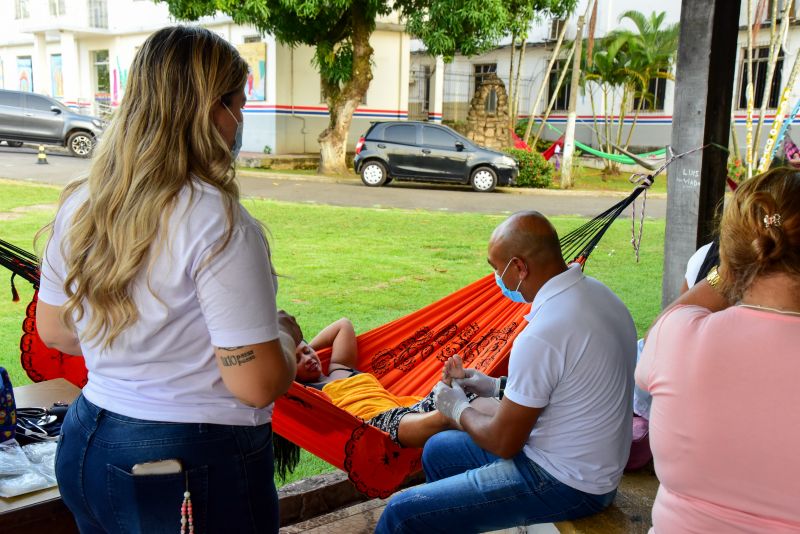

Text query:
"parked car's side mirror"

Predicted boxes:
[[455, 142, 465, 151], [50, 106, 62, 114]]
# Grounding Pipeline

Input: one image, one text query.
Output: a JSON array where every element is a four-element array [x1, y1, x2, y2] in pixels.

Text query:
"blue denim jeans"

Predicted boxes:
[[375, 430, 616, 534], [55, 394, 279, 534]]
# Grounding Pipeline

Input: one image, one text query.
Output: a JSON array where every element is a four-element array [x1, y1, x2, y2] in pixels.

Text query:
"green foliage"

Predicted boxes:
[[263, 145, 273, 155], [312, 40, 355, 90], [503, 148, 553, 188], [503, 0, 578, 39], [728, 157, 745, 183]]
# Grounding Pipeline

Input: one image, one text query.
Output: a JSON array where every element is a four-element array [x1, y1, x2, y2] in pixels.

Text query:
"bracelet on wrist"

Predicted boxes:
[[706, 265, 721, 290]]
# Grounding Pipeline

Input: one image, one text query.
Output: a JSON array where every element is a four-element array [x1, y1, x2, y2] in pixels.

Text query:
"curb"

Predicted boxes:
[[235, 168, 668, 199]]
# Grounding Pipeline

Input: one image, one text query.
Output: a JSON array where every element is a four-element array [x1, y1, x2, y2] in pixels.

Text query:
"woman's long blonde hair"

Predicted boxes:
[[41, 26, 248, 348]]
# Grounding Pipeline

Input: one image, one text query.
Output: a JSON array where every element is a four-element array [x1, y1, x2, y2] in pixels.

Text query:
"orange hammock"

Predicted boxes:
[[272, 275, 528, 497], [2, 175, 664, 497]]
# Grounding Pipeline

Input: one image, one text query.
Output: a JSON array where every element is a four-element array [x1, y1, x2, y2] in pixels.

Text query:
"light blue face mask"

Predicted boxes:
[[224, 103, 243, 159], [494, 258, 528, 303]]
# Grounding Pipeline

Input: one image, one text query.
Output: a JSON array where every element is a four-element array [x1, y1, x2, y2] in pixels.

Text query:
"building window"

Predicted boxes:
[[422, 65, 431, 113], [548, 59, 570, 111], [633, 72, 668, 111], [49, 0, 66, 16], [244, 35, 262, 43], [88, 0, 108, 29], [473, 63, 496, 94], [15, 0, 30, 19], [766, 0, 795, 21], [738, 46, 783, 109], [92, 50, 110, 113], [51, 54, 63, 97], [17, 56, 33, 92], [549, 18, 566, 41]]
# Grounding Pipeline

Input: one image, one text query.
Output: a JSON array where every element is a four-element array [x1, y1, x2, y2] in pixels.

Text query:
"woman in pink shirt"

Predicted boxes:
[[637, 167, 800, 533]]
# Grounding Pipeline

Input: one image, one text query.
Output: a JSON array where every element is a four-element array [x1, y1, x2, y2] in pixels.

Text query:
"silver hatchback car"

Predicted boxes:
[[0, 89, 105, 157]]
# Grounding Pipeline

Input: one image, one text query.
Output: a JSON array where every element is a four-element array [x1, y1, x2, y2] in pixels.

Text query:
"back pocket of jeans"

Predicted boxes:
[[107, 463, 208, 534]]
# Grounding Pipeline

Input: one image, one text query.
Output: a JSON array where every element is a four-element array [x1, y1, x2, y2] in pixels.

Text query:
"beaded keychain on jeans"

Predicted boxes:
[[181, 472, 194, 534]]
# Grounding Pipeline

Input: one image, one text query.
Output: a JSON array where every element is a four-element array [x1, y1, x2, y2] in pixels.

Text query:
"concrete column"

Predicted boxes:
[[59, 31, 81, 105], [662, 0, 741, 307], [428, 56, 444, 122], [32, 32, 48, 95]]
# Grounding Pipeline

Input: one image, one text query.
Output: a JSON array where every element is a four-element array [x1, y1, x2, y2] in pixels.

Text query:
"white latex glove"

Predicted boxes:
[[433, 381, 471, 424], [455, 368, 501, 398]]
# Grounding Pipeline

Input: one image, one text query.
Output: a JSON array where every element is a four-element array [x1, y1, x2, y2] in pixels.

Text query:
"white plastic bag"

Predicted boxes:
[[0, 439, 58, 497]]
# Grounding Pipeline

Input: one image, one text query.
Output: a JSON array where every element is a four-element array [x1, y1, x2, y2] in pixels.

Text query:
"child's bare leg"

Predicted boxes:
[[396, 411, 457, 448]]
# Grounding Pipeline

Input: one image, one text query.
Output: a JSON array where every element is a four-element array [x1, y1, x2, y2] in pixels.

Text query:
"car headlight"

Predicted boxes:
[[91, 119, 105, 129], [500, 155, 516, 166]]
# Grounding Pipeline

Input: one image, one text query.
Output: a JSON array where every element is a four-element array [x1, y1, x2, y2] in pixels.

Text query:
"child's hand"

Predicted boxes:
[[442, 355, 466, 386]]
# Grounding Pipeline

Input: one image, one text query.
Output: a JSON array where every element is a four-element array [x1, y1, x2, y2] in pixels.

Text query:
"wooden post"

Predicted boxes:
[[663, 0, 741, 307], [560, 15, 585, 189]]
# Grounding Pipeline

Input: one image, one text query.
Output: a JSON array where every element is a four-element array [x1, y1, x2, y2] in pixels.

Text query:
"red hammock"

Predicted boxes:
[[1, 178, 655, 497], [512, 132, 564, 161]]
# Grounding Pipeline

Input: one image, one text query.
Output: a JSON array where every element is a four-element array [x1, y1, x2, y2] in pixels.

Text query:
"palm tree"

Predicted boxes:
[[579, 10, 678, 174], [617, 10, 680, 148]]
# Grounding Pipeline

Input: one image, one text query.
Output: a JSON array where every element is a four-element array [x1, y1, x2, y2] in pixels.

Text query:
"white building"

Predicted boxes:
[[410, 0, 800, 154], [0, 0, 410, 154]]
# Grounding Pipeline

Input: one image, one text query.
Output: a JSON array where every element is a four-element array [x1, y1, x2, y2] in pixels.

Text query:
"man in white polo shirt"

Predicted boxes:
[[376, 211, 637, 533]]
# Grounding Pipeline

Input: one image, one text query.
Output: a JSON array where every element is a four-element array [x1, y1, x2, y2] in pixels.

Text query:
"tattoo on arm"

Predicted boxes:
[[220, 350, 256, 367]]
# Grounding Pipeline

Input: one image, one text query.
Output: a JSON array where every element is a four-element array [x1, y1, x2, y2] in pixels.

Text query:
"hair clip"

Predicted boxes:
[[763, 214, 782, 228]]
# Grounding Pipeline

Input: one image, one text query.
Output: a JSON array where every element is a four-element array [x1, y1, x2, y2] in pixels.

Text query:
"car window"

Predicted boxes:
[[384, 124, 416, 145], [0, 92, 21, 107], [423, 126, 459, 149], [25, 94, 56, 112]]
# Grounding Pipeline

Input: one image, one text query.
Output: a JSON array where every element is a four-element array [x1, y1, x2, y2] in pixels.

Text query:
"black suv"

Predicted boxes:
[[0, 89, 105, 157], [353, 121, 518, 192]]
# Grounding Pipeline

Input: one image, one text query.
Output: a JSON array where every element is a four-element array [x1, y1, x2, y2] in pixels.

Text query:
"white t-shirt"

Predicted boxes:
[[504, 264, 637, 495], [684, 242, 713, 288], [39, 179, 280, 426]]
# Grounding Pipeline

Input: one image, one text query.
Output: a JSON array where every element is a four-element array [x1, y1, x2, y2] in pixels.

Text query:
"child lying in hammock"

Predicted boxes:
[[283, 312, 497, 448]]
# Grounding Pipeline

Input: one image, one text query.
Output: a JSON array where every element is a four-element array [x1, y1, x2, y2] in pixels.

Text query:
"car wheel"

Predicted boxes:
[[68, 132, 94, 158], [5, 141, 23, 148], [470, 167, 497, 192], [360, 160, 388, 187]]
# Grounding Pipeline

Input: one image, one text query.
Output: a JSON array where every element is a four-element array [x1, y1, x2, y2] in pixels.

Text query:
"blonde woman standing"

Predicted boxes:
[[36, 26, 296, 533]]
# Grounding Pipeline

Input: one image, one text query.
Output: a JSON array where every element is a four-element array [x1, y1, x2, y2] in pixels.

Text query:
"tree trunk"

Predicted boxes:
[[523, 17, 568, 145], [512, 38, 527, 136], [508, 31, 517, 145], [318, 11, 374, 176], [624, 83, 647, 148]]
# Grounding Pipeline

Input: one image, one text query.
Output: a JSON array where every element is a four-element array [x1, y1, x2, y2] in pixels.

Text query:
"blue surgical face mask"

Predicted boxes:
[[494, 258, 528, 303], [224, 103, 243, 159]]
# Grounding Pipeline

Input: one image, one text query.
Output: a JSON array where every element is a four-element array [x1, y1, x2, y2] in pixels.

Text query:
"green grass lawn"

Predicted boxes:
[[566, 164, 669, 195], [0, 180, 665, 487]]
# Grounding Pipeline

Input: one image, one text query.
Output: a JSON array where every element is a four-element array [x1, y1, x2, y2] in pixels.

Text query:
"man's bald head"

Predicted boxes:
[[489, 211, 563, 268]]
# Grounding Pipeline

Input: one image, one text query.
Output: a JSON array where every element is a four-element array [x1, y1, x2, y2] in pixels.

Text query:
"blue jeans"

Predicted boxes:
[[376, 430, 616, 534], [55, 394, 279, 534]]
